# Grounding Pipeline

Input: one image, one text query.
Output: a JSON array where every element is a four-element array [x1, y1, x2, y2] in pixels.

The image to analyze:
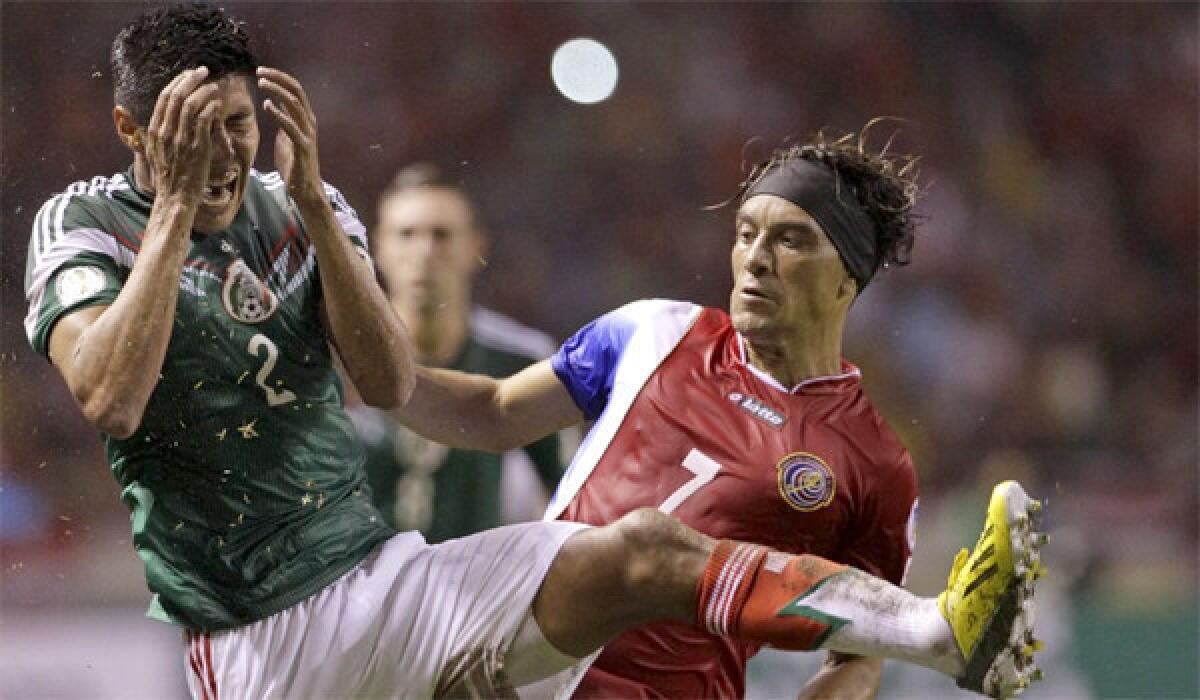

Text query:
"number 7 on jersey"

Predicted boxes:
[[659, 449, 721, 514]]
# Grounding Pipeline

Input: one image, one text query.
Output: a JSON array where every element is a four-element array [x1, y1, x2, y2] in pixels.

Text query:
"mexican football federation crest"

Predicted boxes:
[[222, 259, 278, 324], [776, 452, 836, 512]]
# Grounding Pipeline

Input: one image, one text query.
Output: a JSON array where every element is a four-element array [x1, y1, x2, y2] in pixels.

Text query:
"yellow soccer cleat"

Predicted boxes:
[[938, 481, 1046, 698]]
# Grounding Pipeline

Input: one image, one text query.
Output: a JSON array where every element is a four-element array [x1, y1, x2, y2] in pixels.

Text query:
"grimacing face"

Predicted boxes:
[[192, 75, 259, 234], [136, 74, 260, 234], [373, 187, 483, 314], [729, 194, 853, 343]]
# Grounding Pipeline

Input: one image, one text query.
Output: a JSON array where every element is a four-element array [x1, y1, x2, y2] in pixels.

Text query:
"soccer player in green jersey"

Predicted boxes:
[[27, 5, 1044, 697], [351, 164, 568, 541]]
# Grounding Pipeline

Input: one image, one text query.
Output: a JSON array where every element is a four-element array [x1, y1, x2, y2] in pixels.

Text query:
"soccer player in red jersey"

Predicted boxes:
[[393, 130, 1037, 698], [549, 133, 922, 699]]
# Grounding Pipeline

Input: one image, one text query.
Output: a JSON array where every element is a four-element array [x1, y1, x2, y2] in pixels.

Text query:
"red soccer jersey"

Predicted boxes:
[[547, 300, 918, 699]]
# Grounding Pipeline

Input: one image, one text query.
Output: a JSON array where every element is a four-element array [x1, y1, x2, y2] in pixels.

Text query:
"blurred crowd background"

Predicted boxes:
[[2, 3, 1196, 698]]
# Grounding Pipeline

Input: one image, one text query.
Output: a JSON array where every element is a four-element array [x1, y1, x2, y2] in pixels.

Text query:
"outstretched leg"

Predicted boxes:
[[531, 507, 712, 655], [530, 481, 1045, 698]]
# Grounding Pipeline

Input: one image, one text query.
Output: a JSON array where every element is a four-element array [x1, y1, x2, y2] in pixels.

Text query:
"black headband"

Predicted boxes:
[[743, 159, 879, 292]]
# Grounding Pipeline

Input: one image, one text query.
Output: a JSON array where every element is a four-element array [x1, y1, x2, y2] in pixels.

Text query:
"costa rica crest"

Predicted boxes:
[[776, 452, 836, 512], [222, 259, 278, 324]]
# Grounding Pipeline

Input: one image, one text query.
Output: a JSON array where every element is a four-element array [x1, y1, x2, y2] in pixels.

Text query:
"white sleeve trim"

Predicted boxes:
[[26, 228, 132, 301], [23, 228, 131, 345], [470, 306, 557, 359], [321, 181, 370, 258], [254, 171, 370, 257]]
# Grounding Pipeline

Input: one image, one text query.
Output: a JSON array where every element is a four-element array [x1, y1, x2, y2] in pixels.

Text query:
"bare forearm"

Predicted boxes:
[[54, 65, 226, 437], [393, 363, 581, 453], [394, 367, 513, 452], [256, 67, 411, 407], [298, 195, 414, 408], [795, 654, 882, 700], [64, 199, 193, 436]]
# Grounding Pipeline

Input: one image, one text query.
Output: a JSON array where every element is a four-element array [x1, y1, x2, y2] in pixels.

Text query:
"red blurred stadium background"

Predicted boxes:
[[2, 3, 1195, 698]]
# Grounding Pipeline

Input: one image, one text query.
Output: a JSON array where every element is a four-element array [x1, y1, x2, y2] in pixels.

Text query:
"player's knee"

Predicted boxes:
[[611, 508, 692, 593], [612, 506, 668, 543]]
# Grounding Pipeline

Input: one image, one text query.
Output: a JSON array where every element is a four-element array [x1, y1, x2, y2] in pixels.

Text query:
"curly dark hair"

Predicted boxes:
[[111, 3, 257, 125], [734, 121, 921, 278]]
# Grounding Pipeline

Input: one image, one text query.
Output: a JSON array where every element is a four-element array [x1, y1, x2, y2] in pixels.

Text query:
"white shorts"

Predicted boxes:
[[182, 521, 590, 700]]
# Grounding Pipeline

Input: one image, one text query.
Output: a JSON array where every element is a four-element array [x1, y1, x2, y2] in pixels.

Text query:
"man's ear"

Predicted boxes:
[[113, 106, 143, 153], [838, 274, 858, 302], [471, 228, 490, 275]]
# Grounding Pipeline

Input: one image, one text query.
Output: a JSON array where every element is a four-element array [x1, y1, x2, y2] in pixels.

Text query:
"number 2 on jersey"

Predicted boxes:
[[248, 334, 297, 406], [659, 448, 721, 514]]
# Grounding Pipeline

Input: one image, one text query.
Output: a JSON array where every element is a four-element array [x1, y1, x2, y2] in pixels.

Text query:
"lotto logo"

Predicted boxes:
[[727, 391, 786, 429]]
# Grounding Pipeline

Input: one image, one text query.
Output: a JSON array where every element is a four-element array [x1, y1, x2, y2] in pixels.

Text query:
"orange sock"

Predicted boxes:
[[696, 540, 848, 651]]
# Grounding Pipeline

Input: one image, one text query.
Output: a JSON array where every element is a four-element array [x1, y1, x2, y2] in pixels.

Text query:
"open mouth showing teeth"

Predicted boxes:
[[203, 173, 238, 207]]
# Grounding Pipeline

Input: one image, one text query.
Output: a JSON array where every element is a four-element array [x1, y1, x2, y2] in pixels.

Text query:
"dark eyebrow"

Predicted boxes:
[[737, 218, 821, 237], [771, 220, 821, 236], [735, 211, 819, 233]]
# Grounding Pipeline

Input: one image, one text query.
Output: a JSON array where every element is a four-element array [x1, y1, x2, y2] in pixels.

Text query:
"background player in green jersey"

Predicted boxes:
[[25, 5, 1043, 697], [351, 164, 570, 541]]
